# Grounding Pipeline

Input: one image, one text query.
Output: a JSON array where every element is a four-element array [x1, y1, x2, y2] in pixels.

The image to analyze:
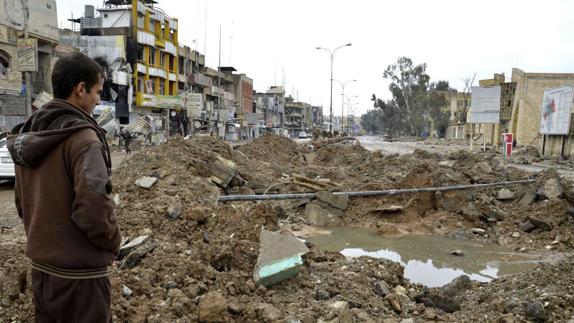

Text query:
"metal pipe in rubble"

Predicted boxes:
[[217, 179, 535, 203]]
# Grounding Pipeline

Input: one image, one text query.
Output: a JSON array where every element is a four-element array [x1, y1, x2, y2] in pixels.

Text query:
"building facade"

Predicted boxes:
[[0, 0, 58, 131], [510, 68, 574, 157]]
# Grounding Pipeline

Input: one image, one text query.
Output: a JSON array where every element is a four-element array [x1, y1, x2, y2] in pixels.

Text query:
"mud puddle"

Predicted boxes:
[[305, 227, 558, 287]]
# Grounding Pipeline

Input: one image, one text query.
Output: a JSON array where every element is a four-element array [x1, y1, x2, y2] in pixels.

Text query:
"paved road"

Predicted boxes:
[[355, 136, 574, 180], [356, 136, 464, 155]]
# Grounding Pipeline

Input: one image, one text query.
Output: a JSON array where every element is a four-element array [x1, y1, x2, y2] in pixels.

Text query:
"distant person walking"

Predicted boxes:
[[121, 128, 132, 154]]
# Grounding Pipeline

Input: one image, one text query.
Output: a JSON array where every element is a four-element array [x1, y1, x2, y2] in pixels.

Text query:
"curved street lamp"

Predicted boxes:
[[316, 43, 352, 133]]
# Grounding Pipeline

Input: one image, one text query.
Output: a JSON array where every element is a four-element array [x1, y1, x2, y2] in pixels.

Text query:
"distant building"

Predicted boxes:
[[254, 86, 286, 136], [510, 68, 574, 156], [0, 0, 59, 131]]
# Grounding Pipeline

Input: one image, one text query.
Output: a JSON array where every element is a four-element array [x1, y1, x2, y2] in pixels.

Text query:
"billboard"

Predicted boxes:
[[17, 38, 38, 72], [468, 86, 501, 124], [539, 85, 573, 135]]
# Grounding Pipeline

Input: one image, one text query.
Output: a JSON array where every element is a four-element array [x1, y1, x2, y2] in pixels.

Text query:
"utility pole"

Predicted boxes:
[[216, 24, 221, 139], [23, 0, 32, 117]]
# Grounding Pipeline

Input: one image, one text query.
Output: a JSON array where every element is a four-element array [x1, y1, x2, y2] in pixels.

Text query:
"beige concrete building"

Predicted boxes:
[[510, 68, 574, 150]]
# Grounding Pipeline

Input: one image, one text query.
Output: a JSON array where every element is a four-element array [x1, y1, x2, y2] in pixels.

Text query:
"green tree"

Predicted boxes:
[[360, 108, 385, 134], [383, 57, 430, 136]]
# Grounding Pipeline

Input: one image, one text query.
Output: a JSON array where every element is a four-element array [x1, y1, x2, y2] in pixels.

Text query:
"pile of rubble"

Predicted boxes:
[[1, 134, 574, 322]]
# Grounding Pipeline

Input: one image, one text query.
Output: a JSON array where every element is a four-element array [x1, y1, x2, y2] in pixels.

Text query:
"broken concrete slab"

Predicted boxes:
[[518, 190, 537, 206], [316, 191, 349, 210], [209, 155, 237, 188], [496, 188, 516, 201], [438, 160, 455, 168], [122, 240, 156, 269], [537, 168, 563, 200], [527, 216, 553, 231], [119, 235, 150, 257], [305, 202, 343, 226], [253, 229, 309, 287], [135, 176, 158, 189]]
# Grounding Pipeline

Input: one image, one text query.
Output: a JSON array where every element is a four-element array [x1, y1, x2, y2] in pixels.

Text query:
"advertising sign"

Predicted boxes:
[[468, 86, 501, 124], [539, 85, 573, 135], [17, 38, 38, 72]]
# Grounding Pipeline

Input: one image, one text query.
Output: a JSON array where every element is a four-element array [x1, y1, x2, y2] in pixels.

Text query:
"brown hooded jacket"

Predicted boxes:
[[8, 99, 121, 270]]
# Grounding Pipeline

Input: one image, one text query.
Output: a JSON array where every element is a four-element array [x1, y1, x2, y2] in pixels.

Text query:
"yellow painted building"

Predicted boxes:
[[129, 0, 180, 109]]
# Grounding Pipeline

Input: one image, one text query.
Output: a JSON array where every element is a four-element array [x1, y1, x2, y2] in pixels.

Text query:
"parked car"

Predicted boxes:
[[0, 138, 15, 180], [298, 132, 311, 139]]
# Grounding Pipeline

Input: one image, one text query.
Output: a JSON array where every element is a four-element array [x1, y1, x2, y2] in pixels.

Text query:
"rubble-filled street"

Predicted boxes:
[[1, 134, 574, 322]]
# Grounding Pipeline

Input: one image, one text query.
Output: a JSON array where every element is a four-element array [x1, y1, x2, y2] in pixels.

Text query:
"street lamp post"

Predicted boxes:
[[335, 79, 356, 133], [316, 43, 352, 134], [345, 95, 358, 133]]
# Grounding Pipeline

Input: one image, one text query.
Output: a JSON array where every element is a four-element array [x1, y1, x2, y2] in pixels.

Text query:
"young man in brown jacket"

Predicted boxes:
[[7, 52, 121, 322]]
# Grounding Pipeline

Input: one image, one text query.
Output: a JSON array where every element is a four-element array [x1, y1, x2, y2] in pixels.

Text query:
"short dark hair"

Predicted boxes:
[[51, 52, 104, 99]]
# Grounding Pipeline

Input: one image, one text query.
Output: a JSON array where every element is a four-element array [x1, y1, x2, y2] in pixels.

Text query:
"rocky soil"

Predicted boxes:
[[1, 134, 574, 322]]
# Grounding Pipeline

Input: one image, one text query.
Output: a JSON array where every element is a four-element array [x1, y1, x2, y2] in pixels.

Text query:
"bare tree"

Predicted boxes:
[[459, 72, 476, 123]]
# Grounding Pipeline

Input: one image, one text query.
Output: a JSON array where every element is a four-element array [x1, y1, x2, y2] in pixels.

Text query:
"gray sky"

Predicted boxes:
[[56, 0, 574, 116]]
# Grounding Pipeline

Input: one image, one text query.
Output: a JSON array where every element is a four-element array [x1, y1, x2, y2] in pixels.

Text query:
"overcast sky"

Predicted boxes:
[[56, 0, 574, 116]]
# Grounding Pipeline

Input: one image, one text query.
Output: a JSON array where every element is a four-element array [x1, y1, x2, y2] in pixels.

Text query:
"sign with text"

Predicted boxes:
[[539, 85, 573, 135], [17, 38, 38, 72], [468, 86, 501, 124]]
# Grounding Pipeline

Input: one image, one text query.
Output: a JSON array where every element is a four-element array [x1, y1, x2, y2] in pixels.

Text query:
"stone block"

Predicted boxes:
[[316, 191, 349, 210], [305, 202, 343, 226]]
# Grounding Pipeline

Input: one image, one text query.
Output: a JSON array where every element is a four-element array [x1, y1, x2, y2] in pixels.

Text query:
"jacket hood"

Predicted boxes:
[[7, 99, 110, 169]]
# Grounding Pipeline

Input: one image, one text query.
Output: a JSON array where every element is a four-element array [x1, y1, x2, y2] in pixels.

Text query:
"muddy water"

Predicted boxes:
[[306, 227, 549, 287]]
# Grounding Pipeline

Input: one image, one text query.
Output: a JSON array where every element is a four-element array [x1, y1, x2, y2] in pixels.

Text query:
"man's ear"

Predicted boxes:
[[75, 81, 87, 98]]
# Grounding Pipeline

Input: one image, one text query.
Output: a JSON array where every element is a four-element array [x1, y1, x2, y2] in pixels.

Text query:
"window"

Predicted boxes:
[[149, 47, 156, 65], [159, 80, 165, 95], [160, 52, 165, 67], [137, 45, 144, 62], [0, 51, 10, 77]]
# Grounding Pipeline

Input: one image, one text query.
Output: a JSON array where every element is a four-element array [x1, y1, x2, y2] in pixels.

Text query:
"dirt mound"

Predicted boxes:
[[237, 134, 309, 166], [2, 135, 574, 322]]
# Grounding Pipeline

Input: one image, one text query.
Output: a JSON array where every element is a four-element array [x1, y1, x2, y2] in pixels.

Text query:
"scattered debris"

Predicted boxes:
[[497, 188, 516, 201], [135, 176, 158, 189]]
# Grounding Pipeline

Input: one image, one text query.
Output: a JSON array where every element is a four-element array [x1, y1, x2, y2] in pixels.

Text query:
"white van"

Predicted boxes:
[[0, 138, 15, 180]]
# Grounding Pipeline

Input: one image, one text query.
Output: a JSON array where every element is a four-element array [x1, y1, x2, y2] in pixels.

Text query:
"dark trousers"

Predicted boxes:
[[32, 269, 112, 323]]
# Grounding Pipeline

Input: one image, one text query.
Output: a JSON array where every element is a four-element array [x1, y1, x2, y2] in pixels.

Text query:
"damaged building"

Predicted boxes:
[[0, 0, 59, 131]]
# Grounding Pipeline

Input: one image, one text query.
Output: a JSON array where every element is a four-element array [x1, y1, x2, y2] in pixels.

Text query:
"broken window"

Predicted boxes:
[[0, 51, 9, 77], [149, 47, 156, 65], [137, 45, 144, 63]]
